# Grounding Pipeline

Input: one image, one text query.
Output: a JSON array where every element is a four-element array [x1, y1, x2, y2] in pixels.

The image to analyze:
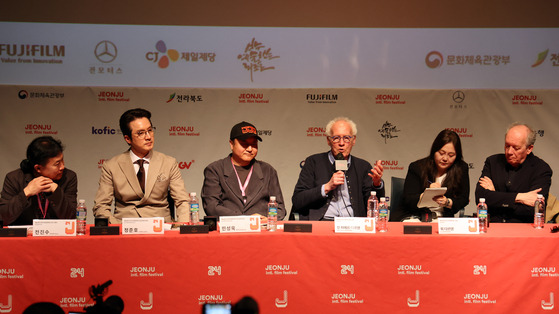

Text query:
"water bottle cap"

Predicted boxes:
[[78, 199, 85, 203], [190, 192, 196, 197], [537, 194, 543, 198], [270, 196, 276, 201], [371, 191, 376, 195], [479, 198, 485, 203], [380, 197, 386, 202]]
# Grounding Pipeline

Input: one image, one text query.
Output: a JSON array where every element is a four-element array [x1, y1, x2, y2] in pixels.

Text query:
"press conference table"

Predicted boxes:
[[1, 222, 558, 314]]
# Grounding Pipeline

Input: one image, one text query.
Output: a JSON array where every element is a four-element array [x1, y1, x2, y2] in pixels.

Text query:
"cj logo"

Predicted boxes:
[[542, 292, 554, 310], [275, 290, 288, 308], [140, 292, 153, 310], [208, 266, 222, 276], [407, 290, 420, 308], [70, 268, 85, 278], [94, 41, 117, 63], [473, 265, 487, 275], [0, 295, 12, 313], [341, 265, 354, 275]]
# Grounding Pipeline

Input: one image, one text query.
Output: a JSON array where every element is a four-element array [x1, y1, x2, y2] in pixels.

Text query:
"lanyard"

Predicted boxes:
[[231, 158, 254, 204], [37, 193, 49, 219]]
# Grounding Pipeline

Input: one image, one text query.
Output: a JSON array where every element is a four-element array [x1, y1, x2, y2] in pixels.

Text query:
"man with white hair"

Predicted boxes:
[[475, 122, 552, 223], [291, 117, 384, 220]]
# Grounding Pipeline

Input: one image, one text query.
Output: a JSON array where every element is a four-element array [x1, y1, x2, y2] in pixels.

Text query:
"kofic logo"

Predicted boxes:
[[91, 126, 118, 135], [0, 295, 12, 313], [18, 90, 28, 99], [425, 51, 444, 68], [140, 292, 153, 310], [275, 290, 288, 308], [532, 49, 549, 67], [453, 91, 465, 103], [208, 266, 221, 276], [94, 41, 117, 63], [341, 265, 354, 275], [473, 265, 487, 275], [146, 40, 179, 69], [238, 38, 280, 82], [70, 268, 85, 278], [378, 121, 400, 144]]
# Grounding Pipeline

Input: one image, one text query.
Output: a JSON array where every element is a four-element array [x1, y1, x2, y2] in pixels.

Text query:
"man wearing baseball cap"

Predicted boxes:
[[201, 121, 286, 220]]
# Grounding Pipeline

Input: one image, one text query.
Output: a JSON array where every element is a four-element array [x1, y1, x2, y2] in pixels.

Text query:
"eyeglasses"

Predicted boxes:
[[135, 127, 156, 139], [328, 135, 354, 143]]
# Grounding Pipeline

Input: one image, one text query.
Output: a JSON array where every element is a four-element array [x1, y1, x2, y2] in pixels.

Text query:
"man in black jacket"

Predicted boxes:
[[475, 123, 552, 223], [291, 117, 384, 220]]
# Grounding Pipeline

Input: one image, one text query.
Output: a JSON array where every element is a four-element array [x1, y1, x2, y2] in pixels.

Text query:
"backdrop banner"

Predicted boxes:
[[1, 86, 557, 219]]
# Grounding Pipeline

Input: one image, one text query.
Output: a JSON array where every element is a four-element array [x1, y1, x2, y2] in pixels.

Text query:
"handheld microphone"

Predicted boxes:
[[334, 153, 348, 172]]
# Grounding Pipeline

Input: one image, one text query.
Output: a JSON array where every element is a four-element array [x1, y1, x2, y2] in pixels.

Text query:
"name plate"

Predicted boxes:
[[33, 219, 76, 236], [334, 217, 376, 233], [219, 216, 261, 233], [438, 218, 480, 234], [122, 217, 165, 235]]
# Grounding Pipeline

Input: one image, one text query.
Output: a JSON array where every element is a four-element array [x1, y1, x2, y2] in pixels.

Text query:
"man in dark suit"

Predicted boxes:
[[475, 123, 552, 223], [291, 117, 384, 220], [201, 121, 286, 220]]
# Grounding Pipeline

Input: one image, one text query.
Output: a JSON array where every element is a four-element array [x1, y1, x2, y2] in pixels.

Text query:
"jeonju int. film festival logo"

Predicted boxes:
[[238, 38, 280, 82]]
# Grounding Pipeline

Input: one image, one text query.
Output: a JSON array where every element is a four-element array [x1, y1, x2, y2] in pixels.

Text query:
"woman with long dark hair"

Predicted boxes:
[[400, 129, 469, 220], [0, 136, 77, 225]]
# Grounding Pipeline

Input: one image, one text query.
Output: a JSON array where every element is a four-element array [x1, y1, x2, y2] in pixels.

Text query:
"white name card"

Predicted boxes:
[[122, 217, 165, 235], [33, 219, 77, 237], [438, 218, 480, 234], [219, 216, 261, 233], [334, 217, 376, 233]]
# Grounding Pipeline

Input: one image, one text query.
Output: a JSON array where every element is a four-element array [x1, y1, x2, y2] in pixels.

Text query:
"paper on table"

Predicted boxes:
[[417, 187, 447, 208]]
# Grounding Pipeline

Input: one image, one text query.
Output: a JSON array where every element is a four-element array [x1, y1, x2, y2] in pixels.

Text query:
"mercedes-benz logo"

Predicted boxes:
[[94, 41, 117, 63], [452, 91, 465, 103]]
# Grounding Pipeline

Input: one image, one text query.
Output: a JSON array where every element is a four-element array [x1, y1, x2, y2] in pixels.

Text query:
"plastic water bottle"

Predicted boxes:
[[268, 196, 278, 232], [534, 194, 545, 229], [76, 199, 87, 235], [367, 191, 379, 219], [477, 198, 488, 233], [189, 192, 199, 225], [378, 197, 388, 232]]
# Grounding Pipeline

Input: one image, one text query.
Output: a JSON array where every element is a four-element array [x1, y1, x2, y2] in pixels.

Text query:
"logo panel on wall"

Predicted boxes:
[[238, 38, 280, 82], [532, 49, 559, 67], [380, 160, 403, 171], [169, 125, 200, 136], [378, 121, 400, 144], [511, 94, 543, 106], [24, 123, 58, 135], [90, 40, 123, 76], [450, 90, 467, 109], [446, 127, 473, 138], [97, 90, 130, 102], [374, 93, 405, 105], [91, 125, 121, 135], [18, 89, 64, 100], [239, 93, 270, 104], [425, 50, 510, 68], [145, 40, 216, 69], [306, 94, 338, 104], [306, 126, 326, 138], [0, 44, 65, 65], [166, 93, 203, 103]]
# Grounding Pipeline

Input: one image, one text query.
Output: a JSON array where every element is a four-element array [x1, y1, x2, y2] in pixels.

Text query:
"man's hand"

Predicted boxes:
[[324, 171, 345, 194], [478, 176, 495, 191], [253, 213, 268, 224], [368, 160, 384, 187], [515, 188, 543, 207], [23, 176, 55, 197]]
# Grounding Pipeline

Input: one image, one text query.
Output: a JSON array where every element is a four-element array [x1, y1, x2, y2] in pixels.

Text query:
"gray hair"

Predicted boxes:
[[325, 117, 357, 136], [506, 122, 536, 147]]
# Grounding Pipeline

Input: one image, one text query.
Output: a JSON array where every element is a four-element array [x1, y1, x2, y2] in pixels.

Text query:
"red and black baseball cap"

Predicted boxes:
[[230, 121, 263, 141]]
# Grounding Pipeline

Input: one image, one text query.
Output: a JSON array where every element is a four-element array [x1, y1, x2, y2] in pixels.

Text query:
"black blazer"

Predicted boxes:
[[291, 152, 384, 220], [475, 153, 552, 223], [401, 158, 470, 219]]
